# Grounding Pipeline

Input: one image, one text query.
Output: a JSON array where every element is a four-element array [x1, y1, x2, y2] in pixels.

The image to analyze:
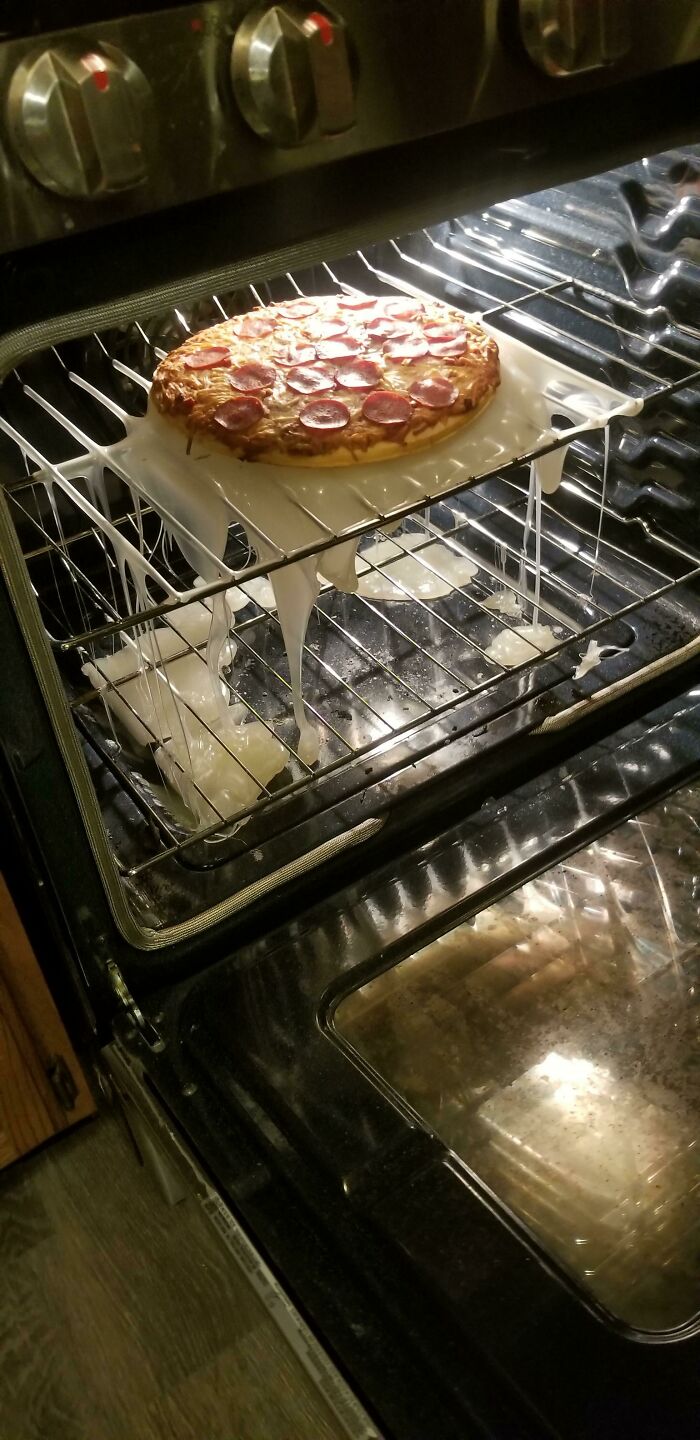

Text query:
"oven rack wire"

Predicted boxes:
[[3, 228, 700, 877]]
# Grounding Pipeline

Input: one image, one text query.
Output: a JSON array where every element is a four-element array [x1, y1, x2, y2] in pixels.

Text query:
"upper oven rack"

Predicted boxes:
[[4, 232, 700, 653], [3, 218, 700, 889]]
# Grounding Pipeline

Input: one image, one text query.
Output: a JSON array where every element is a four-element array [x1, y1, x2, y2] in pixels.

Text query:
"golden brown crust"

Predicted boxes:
[[150, 294, 500, 468], [149, 390, 495, 469]]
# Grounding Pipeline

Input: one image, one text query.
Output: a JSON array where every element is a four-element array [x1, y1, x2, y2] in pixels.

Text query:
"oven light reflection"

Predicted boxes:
[[533, 1051, 608, 1110], [584, 875, 605, 895], [596, 847, 642, 865], [521, 886, 562, 922]]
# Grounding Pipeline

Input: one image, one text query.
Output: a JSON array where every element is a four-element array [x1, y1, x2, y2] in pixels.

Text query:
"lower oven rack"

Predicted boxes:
[[2, 163, 700, 925]]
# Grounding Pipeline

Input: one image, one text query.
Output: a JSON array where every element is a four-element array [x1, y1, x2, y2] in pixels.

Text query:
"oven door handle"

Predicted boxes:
[[533, 633, 700, 734]]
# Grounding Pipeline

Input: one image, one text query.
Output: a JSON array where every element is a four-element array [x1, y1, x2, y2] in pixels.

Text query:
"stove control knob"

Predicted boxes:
[[232, 4, 355, 147], [519, 0, 631, 76], [7, 42, 151, 198]]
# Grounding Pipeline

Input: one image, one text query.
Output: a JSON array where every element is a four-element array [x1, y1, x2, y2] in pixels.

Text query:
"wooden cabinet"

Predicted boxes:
[[0, 874, 94, 1168]]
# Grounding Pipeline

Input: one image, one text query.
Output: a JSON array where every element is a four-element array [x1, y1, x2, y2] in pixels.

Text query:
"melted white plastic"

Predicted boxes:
[[574, 639, 608, 680], [590, 424, 611, 594], [482, 590, 521, 618], [486, 623, 560, 669], [154, 721, 286, 828], [83, 639, 287, 825], [357, 533, 478, 602]]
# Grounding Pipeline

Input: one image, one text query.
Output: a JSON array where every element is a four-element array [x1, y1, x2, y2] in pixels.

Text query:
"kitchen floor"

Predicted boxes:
[[0, 1106, 346, 1440]]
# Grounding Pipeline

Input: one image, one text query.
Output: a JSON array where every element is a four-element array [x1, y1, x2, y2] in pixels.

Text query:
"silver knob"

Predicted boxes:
[[519, 0, 631, 77], [7, 42, 152, 198], [231, 4, 355, 147]]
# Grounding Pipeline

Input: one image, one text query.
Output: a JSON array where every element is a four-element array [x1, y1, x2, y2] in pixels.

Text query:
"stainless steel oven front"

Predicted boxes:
[[1, 1, 699, 255]]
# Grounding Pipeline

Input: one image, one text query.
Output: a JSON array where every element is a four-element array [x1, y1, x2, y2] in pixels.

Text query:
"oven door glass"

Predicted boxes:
[[334, 785, 700, 1333]]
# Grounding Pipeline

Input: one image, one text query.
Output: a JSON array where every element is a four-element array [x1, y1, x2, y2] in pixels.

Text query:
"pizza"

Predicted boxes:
[[150, 293, 500, 467]]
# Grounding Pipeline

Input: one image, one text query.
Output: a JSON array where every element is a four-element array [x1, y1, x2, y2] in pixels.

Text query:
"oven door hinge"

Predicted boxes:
[[46, 1053, 79, 1111], [106, 961, 165, 1052]]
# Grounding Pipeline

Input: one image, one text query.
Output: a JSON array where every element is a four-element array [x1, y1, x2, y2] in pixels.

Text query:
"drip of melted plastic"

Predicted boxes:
[[590, 424, 610, 594], [574, 639, 608, 679], [487, 449, 565, 666], [519, 463, 536, 600], [485, 384, 618, 670], [482, 591, 521, 618], [533, 474, 543, 626], [357, 533, 478, 602], [486, 622, 559, 669]]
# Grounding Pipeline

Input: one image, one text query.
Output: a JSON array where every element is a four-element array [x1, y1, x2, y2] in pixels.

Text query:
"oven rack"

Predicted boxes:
[[4, 232, 700, 653], [3, 227, 700, 880]]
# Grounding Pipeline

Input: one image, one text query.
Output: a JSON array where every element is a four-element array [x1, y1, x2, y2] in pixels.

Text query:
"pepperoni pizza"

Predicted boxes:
[[150, 293, 500, 467]]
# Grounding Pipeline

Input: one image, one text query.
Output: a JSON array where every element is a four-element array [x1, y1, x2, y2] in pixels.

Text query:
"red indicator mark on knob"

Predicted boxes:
[[82, 52, 110, 90], [307, 10, 334, 45]]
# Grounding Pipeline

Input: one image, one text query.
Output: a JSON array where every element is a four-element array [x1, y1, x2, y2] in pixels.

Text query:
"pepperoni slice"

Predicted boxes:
[[286, 363, 335, 394], [285, 299, 317, 317], [409, 374, 458, 408], [236, 314, 275, 339], [384, 298, 424, 320], [307, 318, 348, 341], [428, 338, 468, 359], [334, 358, 382, 390], [229, 362, 277, 392], [213, 396, 265, 433], [365, 317, 410, 339], [316, 336, 363, 359], [423, 322, 464, 339], [299, 398, 351, 431], [362, 390, 413, 426], [183, 347, 231, 371], [271, 343, 317, 367], [337, 293, 376, 310], [383, 336, 429, 360]]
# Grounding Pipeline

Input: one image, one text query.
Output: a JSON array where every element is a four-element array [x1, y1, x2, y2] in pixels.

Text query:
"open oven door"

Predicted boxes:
[[107, 679, 700, 1440]]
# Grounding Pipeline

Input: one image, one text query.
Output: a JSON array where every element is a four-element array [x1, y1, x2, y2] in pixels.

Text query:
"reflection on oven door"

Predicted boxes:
[[336, 784, 700, 1332]]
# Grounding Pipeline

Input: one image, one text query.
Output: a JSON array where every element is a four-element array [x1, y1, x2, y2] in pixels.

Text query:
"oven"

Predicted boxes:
[[2, 4, 700, 1437]]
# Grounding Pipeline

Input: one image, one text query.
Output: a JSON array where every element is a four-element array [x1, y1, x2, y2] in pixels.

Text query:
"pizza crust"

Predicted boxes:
[[150, 294, 500, 468], [149, 389, 494, 468]]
